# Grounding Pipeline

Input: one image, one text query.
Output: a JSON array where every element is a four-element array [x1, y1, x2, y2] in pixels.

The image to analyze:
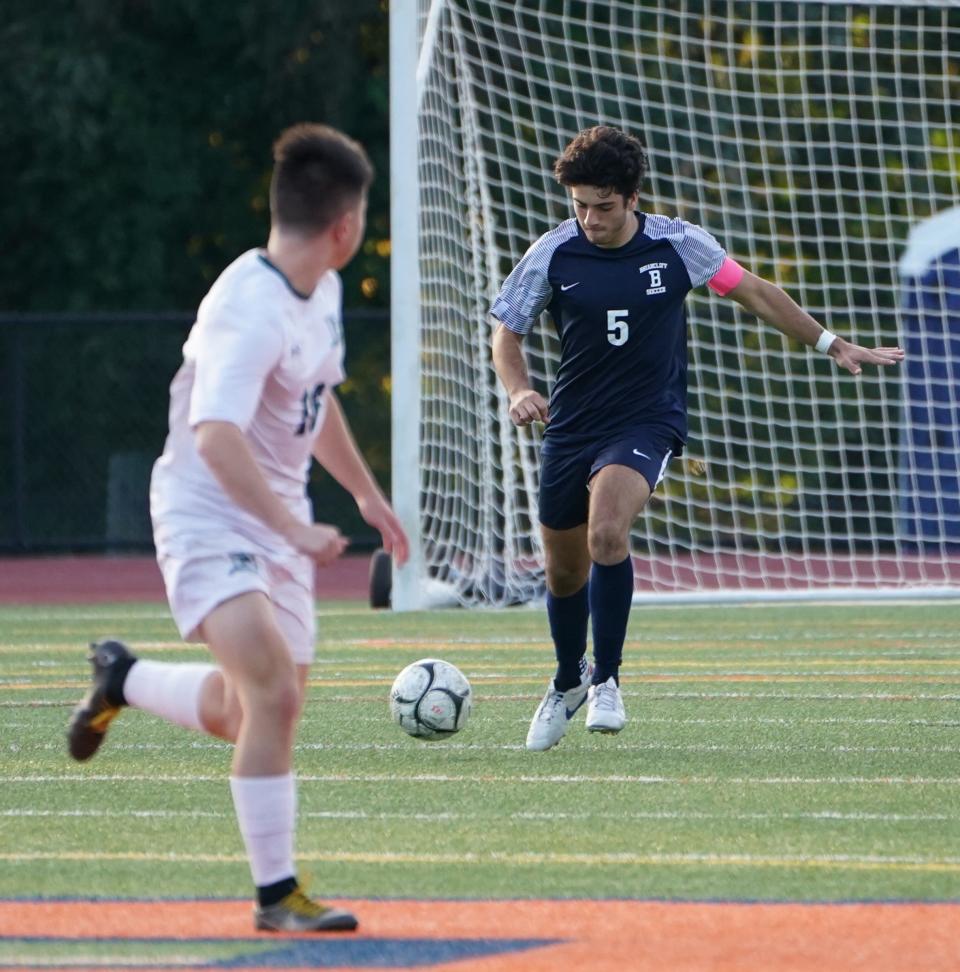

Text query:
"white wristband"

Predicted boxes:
[[815, 329, 837, 354]]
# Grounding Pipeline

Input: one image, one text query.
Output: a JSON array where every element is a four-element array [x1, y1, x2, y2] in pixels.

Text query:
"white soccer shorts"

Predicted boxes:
[[157, 551, 316, 664]]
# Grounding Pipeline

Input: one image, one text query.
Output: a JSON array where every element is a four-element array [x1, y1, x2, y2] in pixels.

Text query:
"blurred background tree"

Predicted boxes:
[[0, 0, 393, 549], [0, 0, 390, 312]]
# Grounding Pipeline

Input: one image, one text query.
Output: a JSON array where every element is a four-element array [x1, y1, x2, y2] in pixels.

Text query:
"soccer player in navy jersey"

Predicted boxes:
[[490, 125, 904, 751]]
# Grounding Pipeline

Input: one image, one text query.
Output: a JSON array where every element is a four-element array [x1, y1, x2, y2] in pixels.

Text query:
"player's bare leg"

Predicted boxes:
[[582, 465, 652, 733], [543, 523, 591, 598], [526, 524, 594, 751], [586, 463, 651, 565], [200, 592, 357, 932], [194, 669, 242, 743], [200, 593, 301, 771]]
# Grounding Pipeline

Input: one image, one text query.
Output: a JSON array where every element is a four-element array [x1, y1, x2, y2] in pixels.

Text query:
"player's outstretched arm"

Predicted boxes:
[[311, 391, 409, 566], [726, 269, 905, 375], [492, 320, 550, 425]]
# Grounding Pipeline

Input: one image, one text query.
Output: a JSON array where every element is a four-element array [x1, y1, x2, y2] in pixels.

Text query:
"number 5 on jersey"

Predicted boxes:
[[607, 309, 629, 347]]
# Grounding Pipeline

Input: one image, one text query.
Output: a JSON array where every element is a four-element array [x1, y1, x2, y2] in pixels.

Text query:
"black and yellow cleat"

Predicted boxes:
[[66, 639, 136, 761], [255, 888, 358, 932]]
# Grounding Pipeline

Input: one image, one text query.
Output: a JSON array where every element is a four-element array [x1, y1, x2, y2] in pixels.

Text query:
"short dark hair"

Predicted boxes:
[[270, 123, 373, 234], [553, 126, 648, 200]]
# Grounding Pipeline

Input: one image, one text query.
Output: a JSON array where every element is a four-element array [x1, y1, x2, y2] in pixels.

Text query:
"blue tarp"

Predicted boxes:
[[898, 206, 960, 548]]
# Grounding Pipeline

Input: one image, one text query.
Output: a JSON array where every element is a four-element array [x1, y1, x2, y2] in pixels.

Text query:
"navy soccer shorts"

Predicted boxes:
[[538, 425, 679, 530]]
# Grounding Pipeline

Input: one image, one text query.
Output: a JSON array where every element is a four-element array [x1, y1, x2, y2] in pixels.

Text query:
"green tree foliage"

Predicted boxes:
[[0, 1, 394, 548], [0, 0, 391, 312]]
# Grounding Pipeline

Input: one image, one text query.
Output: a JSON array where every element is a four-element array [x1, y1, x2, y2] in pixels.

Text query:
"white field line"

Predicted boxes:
[[630, 716, 960, 727], [7, 690, 960, 708], [0, 956, 207, 970], [0, 848, 958, 873], [307, 691, 960, 704], [311, 714, 960, 728], [0, 607, 956, 627], [0, 954, 224, 969], [6, 739, 959, 756], [329, 627, 960, 643], [452, 673, 960, 682], [13, 657, 960, 678], [7, 772, 960, 786], [321, 639, 960, 652], [8, 676, 960, 695], [298, 712, 960, 727], [0, 609, 174, 621], [0, 700, 73, 707], [0, 605, 370, 622], [329, 636, 960, 652], [335, 658, 960, 670], [639, 692, 960, 701], [5, 651, 960, 671], [15, 663, 960, 682], [0, 807, 954, 824]]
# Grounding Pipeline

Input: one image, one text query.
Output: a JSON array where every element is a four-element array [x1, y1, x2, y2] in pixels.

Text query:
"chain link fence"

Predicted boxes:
[[0, 310, 390, 554]]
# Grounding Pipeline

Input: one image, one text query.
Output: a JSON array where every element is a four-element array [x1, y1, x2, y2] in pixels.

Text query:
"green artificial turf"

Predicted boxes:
[[2, 600, 959, 902]]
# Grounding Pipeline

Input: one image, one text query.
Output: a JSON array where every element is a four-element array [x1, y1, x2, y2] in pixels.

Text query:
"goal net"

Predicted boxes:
[[391, 0, 960, 607]]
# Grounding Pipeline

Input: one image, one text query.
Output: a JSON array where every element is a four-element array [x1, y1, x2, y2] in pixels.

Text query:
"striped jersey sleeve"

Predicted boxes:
[[643, 214, 726, 289], [490, 220, 579, 334]]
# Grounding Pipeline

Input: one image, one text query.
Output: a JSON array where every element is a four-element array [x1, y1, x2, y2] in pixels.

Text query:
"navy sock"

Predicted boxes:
[[257, 876, 298, 907], [589, 556, 633, 685], [547, 584, 589, 690], [105, 655, 137, 707]]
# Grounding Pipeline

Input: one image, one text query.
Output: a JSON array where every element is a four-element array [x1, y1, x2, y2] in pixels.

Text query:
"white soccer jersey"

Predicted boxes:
[[150, 249, 346, 559]]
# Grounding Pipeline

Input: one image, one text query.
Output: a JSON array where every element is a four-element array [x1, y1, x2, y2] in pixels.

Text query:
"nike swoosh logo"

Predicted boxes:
[[633, 449, 650, 458], [560, 282, 580, 291]]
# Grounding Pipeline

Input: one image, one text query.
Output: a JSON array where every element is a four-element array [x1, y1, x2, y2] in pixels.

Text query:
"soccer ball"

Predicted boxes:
[[389, 658, 472, 739]]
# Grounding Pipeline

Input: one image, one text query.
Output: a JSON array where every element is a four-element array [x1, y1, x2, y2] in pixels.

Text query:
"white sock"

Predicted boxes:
[[122, 660, 217, 733], [229, 773, 297, 887]]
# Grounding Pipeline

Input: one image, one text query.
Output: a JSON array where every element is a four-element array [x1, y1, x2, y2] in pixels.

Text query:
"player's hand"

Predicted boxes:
[[284, 521, 349, 566], [508, 389, 549, 426], [829, 339, 905, 376], [357, 493, 410, 567]]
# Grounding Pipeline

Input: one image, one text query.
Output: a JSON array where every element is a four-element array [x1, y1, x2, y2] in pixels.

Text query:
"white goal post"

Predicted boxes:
[[390, 0, 960, 609]]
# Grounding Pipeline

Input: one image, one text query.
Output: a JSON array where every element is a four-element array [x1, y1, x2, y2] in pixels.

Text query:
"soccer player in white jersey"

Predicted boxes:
[[490, 126, 904, 752], [67, 124, 408, 931]]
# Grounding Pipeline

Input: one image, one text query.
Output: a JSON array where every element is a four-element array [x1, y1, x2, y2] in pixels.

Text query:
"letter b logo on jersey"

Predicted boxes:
[[639, 261, 668, 296]]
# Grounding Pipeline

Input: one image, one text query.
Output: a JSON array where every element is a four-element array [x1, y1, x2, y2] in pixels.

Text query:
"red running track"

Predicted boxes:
[[2, 552, 958, 606], [0, 554, 371, 604]]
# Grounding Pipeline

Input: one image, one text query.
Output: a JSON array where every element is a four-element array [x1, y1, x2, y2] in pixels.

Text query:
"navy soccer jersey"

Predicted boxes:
[[491, 213, 727, 445]]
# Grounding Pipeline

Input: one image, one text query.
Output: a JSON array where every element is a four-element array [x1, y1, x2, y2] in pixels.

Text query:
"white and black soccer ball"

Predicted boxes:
[[389, 658, 472, 739]]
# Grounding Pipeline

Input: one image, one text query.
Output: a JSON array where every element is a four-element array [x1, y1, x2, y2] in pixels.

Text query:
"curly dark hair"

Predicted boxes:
[[270, 122, 373, 233], [553, 126, 648, 200]]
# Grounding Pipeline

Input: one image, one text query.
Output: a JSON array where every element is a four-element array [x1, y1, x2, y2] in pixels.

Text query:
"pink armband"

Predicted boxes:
[[707, 257, 745, 296]]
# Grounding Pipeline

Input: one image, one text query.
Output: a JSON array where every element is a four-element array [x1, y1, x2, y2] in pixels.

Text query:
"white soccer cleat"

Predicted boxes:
[[585, 676, 626, 734], [525, 659, 593, 752]]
